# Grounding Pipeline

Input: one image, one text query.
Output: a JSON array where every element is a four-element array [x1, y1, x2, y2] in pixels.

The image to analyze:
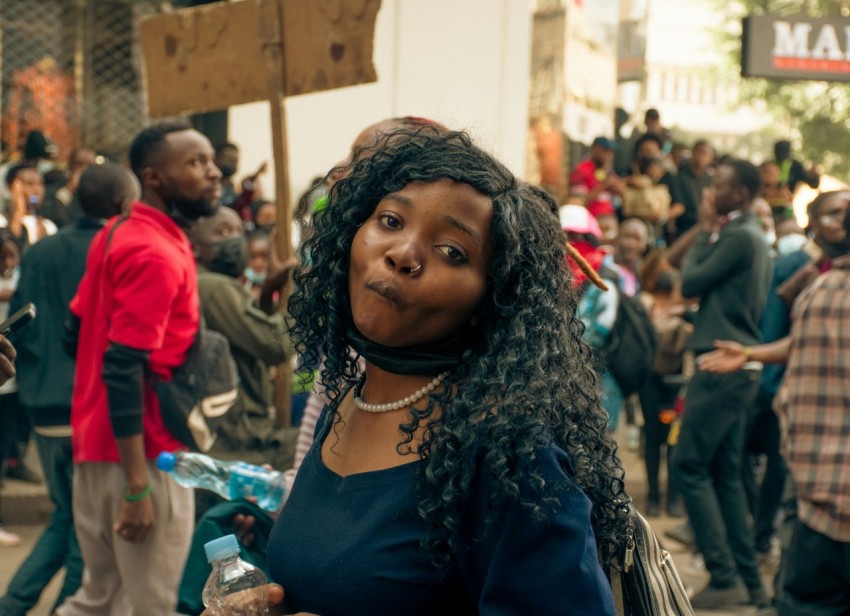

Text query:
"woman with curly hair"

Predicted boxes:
[[259, 128, 630, 615]]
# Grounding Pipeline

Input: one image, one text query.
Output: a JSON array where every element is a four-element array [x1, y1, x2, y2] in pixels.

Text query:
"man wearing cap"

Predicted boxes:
[[568, 137, 625, 220]]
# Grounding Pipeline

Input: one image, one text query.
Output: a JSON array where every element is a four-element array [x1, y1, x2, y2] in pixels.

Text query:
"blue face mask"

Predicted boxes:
[[776, 232, 807, 256], [243, 266, 266, 286]]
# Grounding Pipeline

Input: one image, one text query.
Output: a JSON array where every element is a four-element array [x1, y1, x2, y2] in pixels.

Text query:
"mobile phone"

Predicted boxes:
[[0, 303, 36, 337]]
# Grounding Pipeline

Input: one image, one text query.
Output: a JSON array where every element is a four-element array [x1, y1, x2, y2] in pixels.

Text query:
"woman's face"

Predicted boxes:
[[349, 179, 493, 349]]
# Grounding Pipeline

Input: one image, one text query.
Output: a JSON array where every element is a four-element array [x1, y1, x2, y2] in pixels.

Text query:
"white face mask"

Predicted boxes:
[[776, 232, 807, 256], [764, 230, 777, 248]]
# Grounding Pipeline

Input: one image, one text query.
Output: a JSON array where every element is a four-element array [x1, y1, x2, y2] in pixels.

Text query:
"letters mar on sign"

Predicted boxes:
[[742, 14, 850, 83]]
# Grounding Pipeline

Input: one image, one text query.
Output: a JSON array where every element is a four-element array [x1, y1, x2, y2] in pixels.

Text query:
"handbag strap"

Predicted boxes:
[[98, 214, 130, 324]]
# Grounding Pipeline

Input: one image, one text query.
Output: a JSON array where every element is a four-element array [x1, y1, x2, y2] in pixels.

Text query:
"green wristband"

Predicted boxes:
[[123, 483, 152, 502]]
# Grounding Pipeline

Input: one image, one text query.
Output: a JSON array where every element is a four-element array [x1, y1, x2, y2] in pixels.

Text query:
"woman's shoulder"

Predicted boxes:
[[468, 425, 579, 493]]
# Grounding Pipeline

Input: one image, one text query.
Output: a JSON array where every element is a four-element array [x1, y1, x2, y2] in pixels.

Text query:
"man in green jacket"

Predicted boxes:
[[188, 206, 298, 475]]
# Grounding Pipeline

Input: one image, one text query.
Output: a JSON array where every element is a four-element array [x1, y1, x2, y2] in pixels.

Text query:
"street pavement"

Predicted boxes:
[[0, 422, 776, 615]]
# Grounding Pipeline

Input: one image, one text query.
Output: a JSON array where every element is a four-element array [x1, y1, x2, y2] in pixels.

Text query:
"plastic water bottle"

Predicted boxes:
[[156, 451, 286, 512], [202, 534, 268, 616]]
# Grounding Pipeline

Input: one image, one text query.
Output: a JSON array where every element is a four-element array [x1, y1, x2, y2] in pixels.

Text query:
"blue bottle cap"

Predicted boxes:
[[204, 534, 241, 563], [156, 451, 176, 472]]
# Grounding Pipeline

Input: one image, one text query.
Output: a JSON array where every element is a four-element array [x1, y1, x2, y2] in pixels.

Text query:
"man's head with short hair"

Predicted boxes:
[[214, 142, 239, 180], [774, 140, 792, 162], [23, 130, 57, 161], [76, 163, 139, 220], [128, 120, 222, 223], [644, 108, 661, 133], [128, 119, 193, 181], [634, 133, 664, 161], [692, 140, 714, 170], [713, 158, 761, 215], [589, 136, 616, 167]]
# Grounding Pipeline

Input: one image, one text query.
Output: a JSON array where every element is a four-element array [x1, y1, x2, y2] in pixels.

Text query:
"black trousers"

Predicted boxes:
[[742, 389, 786, 553], [671, 368, 761, 589], [638, 374, 679, 504], [776, 521, 850, 616]]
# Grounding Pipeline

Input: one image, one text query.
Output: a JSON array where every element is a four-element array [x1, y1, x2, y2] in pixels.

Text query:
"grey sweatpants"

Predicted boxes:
[[55, 460, 194, 616]]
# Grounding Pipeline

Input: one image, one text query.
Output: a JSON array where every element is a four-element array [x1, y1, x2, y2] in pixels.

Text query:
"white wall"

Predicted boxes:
[[638, 0, 768, 139], [229, 0, 532, 208]]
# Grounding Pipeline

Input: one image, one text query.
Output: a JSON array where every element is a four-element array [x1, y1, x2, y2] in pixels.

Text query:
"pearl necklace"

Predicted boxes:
[[353, 371, 450, 413]]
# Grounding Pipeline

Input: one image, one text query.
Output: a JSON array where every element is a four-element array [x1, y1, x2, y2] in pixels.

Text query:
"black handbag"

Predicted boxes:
[[153, 314, 238, 452], [610, 506, 694, 616]]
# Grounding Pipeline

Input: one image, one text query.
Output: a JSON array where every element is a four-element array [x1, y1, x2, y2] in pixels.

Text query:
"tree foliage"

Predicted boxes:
[[714, 0, 850, 179]]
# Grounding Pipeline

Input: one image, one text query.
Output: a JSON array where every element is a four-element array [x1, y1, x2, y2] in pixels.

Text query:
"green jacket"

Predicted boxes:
[[197, 269, 293, 453]]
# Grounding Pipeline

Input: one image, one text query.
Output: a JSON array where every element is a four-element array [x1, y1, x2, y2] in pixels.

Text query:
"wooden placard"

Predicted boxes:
[[140, 0, 381, 117], [280, 0, 381, 96], [140, 0, 269, 117]]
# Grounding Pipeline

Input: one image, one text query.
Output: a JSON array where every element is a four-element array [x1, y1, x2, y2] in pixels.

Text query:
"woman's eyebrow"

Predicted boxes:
[[384, 193, 413, 207], [445, 216, 481, 244]]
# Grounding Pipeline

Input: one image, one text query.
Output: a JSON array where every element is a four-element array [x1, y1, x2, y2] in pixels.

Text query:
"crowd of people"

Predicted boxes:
[[565, 107, 848, 614], [0, 103, 844, 616]]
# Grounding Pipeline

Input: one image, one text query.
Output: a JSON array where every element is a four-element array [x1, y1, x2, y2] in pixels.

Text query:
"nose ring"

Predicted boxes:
[[409, 264, 421, 274]]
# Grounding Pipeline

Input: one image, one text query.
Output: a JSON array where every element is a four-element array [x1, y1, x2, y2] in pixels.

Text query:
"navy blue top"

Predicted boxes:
[[267, 407, 615, 615]]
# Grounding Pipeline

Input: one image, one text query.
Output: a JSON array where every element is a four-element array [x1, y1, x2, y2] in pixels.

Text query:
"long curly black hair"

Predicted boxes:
[[289, 128, 631, 569]]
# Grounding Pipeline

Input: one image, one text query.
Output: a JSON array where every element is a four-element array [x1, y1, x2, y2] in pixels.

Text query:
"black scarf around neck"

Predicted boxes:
[[345, 324, 468, 375]]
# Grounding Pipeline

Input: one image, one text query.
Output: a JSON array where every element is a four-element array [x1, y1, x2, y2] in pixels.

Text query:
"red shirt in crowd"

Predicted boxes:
[[569, 160, 616, 218], [70, 202, 198, 463]]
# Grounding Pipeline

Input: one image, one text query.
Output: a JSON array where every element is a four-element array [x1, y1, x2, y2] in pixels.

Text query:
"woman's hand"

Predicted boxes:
[[198, 583, 318, 615]]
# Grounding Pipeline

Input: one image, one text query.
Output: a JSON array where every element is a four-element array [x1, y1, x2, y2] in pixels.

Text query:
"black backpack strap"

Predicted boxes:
[[102, 214, 129, 257]]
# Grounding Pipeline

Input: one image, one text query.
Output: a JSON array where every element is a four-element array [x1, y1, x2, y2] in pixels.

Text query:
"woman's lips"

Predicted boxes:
[[366, 280, 404, 307]]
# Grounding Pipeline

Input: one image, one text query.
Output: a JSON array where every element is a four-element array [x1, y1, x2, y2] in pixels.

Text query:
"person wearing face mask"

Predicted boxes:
[[774, 218, 807, 256], [242, 229, 271, 300], [187, 207, 297, 486], [56, 120, 221, 616], [215, 142, 266, 223], [752, 197, 778, 253]]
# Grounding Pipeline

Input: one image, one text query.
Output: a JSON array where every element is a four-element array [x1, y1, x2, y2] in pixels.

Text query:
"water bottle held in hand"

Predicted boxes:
[[156, 451, 286, 512], [203, 534, 268, 616]]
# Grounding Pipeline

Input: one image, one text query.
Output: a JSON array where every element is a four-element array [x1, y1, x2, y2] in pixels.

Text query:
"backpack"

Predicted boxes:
[[599, 279, 657, 397]]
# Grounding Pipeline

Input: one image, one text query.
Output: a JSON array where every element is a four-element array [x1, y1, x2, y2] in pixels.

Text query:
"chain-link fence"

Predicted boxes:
[[1, 0, 162, 162]]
